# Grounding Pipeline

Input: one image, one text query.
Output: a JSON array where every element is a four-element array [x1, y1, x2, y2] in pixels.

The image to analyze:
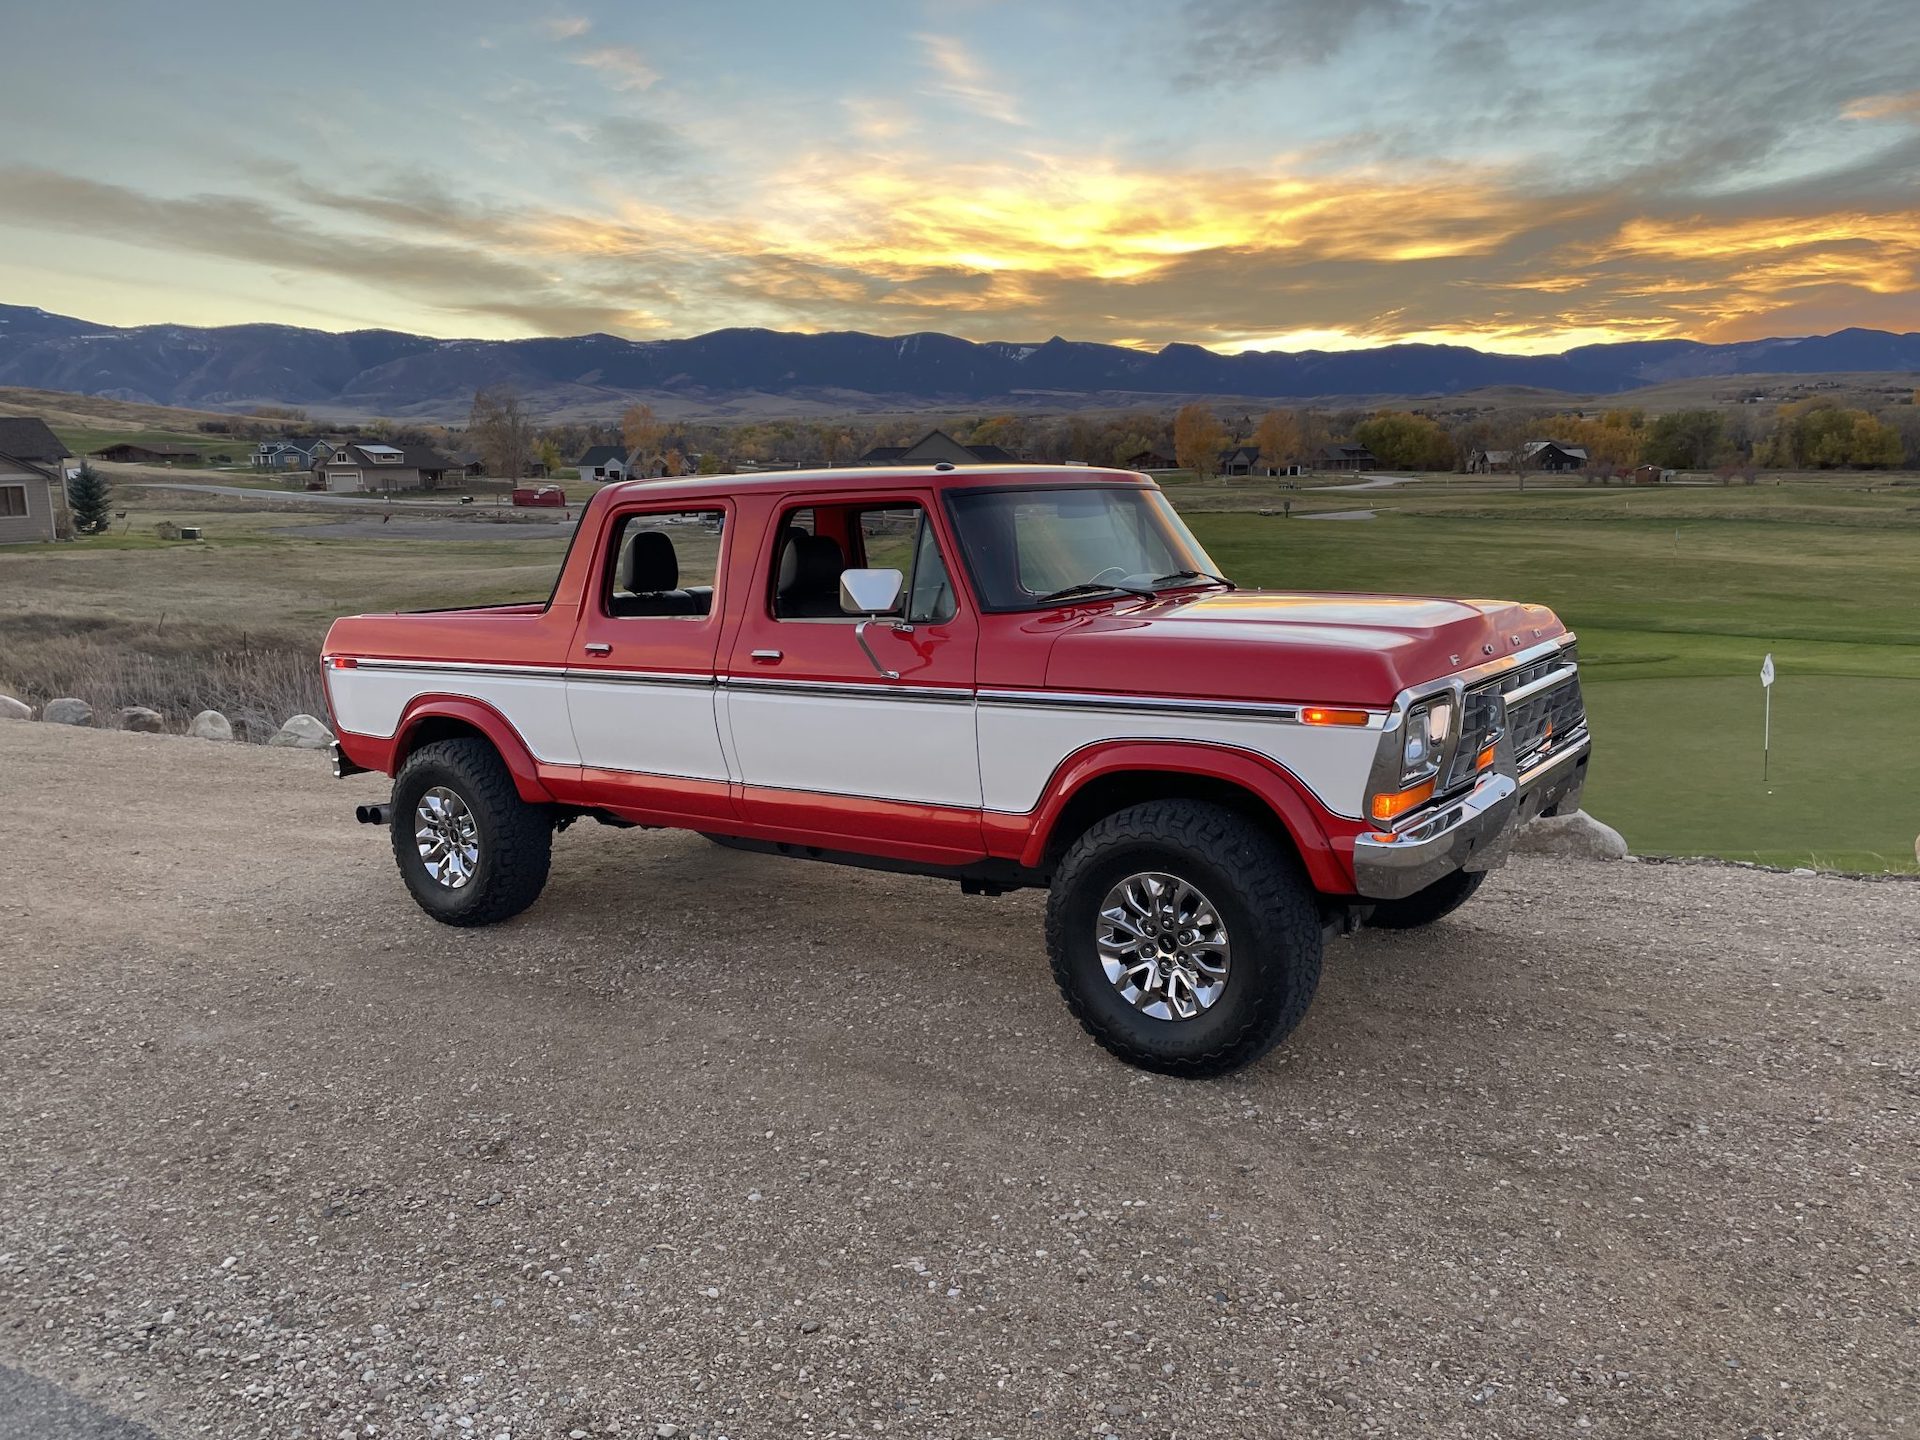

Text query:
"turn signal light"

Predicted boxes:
[[1370, 779, 1435, 823], [1301, 706, 1371, 726], [324, 655, 358, 669], [1475, 743, 1497, 770]]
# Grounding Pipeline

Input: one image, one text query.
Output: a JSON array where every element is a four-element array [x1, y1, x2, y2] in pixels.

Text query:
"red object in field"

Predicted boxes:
[[321, 463, 1592, 1076]]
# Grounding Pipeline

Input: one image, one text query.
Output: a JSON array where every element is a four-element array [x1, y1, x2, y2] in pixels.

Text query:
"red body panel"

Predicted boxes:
[[320, 466, 1559, 895]]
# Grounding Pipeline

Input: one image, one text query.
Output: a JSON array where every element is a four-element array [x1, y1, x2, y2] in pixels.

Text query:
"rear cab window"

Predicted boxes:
[[601, 508, 726, 619]]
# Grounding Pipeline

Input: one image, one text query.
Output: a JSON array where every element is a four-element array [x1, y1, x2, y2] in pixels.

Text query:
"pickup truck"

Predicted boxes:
[[323, 465, 1589, 1076]]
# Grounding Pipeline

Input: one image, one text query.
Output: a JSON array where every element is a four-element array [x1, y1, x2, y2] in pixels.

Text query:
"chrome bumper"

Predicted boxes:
[[1352, 733, 1589, 900]]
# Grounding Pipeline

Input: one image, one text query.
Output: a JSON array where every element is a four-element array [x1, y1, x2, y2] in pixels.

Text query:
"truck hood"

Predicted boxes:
[[1042, 590, 1567, 708]]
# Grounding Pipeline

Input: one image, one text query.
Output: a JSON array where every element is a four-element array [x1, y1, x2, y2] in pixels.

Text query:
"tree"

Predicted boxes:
[[1253, 409, 1302, 472], [66, 461, 113, 535], [621, 402, 665, 473], [536, 436, 564, 477], [1352, 411, 1454, 470], [662, 447, 686, 477], [468, 385, 535, 481], [1172, 402, 1226, 478], [1642, 409, 1727, 471]]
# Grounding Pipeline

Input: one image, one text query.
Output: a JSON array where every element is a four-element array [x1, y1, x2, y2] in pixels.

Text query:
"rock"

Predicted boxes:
[[267, 714, 333, 749], [0, 694, 31, 721], [187, 709, 234, 742], [1512, 810, 1628, 861], [120, 706, 165, 733], [41, 697, 93, 726], [799, 1319, 821, 1334]]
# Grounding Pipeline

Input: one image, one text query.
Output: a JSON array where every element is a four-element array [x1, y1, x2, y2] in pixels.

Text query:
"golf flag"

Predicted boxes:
[[1761, 653, 1775, 688], [1761, 653, 1774, 782]]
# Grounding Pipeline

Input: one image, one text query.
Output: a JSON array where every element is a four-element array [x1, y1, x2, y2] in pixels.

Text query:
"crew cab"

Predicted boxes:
[[322, 465, 1590, 1076]]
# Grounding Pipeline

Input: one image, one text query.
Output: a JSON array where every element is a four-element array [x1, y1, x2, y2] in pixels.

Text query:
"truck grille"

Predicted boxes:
[[1445, 644, 1585, 789]]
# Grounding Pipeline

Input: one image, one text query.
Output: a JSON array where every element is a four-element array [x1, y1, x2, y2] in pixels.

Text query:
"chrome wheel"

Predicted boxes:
[[415, 785, 480, 889], [1096, 871, 1231, 1021]]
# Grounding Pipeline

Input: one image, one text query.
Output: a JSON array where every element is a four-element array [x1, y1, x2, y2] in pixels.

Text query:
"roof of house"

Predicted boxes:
[[860, 430, 1019, 465], [447, 450, 484, 467], [1323, 444, 1377, 459], [576, 445, 628, 466], [329, 444, 450, 468], [967, 443, 1018, 463], [1218, 445, 1262, 462], [0, 417, 67, 462], [859, 445, 909, 464]]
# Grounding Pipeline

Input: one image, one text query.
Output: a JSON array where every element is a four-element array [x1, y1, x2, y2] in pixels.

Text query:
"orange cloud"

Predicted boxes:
[[1843, 90, 1920, 122]]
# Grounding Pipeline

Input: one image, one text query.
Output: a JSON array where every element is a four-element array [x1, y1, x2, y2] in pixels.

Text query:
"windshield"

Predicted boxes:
[[944, 486, 1224, 611]]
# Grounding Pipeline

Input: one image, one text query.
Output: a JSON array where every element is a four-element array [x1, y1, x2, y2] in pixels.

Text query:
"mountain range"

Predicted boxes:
[[2, 303, 1916, 419]]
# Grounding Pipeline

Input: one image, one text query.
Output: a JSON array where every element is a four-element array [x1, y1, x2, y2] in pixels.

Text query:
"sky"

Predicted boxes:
[[0, 0, 1916, 355]]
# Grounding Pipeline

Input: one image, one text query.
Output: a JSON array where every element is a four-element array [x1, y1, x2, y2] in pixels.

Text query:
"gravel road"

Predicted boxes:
[[2, 724, 1915, 1440]]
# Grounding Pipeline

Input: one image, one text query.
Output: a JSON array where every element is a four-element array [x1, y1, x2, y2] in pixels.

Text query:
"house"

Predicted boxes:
[[1631, 463, 1666, 486], [1122, 449, 1177, 470], [252, 436, 336, 469], [445, 450, 488, 478], [859, 430, 1019, 466], [91, 442, 204, 465], [575, 445, 630, 482], [1320, 444, 1379, 471], [1468, 440, 1590, 474], [1216, 445, 1262, 476], [314, 443, 454, 493], [0, 417, 71, 544]]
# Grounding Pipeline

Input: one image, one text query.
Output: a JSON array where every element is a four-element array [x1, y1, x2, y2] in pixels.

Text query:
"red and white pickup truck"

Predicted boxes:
[[323, 465, 1589, 1075]]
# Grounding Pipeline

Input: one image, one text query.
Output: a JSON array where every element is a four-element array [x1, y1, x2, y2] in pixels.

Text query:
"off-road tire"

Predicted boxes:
[[390, 737, 553, 927], [1044, 800, 1323, 1077], [1365, 869, 1485, 930]]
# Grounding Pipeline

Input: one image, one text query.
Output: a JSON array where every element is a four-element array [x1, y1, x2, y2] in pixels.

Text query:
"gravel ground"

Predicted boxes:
[[2, 723, 1916, 1440]]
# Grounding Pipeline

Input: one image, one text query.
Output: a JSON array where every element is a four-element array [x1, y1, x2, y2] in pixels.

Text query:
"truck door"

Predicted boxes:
[[564, 501, 736, 825], [721, 492, 985, 863]]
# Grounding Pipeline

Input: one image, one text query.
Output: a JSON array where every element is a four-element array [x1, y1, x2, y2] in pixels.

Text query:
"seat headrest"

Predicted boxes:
[[620, 528, 679, 592], [777, 530, 843, 596]]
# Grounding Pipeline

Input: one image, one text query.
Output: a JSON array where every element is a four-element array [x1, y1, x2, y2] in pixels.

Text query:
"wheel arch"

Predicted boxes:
[[393, 696, 556, 804], [1020, 740, 1354, 896]]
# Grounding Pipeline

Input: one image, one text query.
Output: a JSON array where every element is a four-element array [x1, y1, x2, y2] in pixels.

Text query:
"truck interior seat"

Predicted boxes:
[[775, 530, 847, 618], [613, 528, 709, 617]]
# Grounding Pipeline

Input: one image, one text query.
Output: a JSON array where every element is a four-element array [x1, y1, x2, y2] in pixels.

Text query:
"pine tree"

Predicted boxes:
[[66, 461, 114, 535]]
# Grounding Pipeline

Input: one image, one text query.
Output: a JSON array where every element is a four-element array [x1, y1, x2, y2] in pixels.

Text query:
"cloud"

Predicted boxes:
[[1846, 90, 1920, 122], [542, 14, 591, 40], [917, 34, 1026, 126], [1182, 0, 1422, 68], [571, 44, 659, 92]]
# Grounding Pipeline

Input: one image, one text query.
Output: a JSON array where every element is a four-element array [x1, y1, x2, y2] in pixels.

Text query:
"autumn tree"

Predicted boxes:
[[468, 385, 535, 481], [1253, 409, 1302, 472], [1353, 411, 1454, 470], [621, 402, 665, 473], [1173, 402, 1227, 478], [1642, 409, 1728, 471]]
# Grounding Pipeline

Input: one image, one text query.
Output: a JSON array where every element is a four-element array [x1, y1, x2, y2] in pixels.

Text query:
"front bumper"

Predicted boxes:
[[1352, 734, 1589, 900]]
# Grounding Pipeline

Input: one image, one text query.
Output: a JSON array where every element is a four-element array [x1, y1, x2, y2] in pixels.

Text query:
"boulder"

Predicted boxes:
[[268, 713, 334, 749], [1513, 810, 1628, 861], [41, 697, 93, 727], [187, 709, 234, 742], [0, 694, 30, 721], [120, 706, 165, 733]]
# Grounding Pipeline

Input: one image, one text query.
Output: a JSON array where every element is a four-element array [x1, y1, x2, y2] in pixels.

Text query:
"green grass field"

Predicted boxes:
[[1185, 478, 1920, 871]]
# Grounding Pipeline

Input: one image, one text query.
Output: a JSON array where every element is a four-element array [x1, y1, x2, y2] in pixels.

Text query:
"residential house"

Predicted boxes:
[[0, 417, 71, 544], [445, 450, 488, 479], [1320, 444, 1379, 471], [252, 436, 337, 469], [1216, 444, 1263, 476], [1122, 449, 1177, 470], [859, 430, 1019, 466], [1467, 440, 1590, 474], [315, 443, 453, 493], [91, 442, 204, 465], [568, 445, 629, 485]]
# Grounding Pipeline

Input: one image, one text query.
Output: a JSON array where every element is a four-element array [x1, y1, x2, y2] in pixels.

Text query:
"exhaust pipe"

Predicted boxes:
[[355, 802, 392, 826]]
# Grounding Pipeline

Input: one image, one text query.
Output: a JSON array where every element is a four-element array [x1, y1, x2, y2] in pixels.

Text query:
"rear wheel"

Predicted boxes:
[[390, 737, 552, 926], [1365, 869, 1485, 930], [1044, 800, 1323, 1077]]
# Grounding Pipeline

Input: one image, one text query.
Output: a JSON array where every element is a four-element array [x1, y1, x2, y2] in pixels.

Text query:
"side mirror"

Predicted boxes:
[[840, 567, 904, 616]]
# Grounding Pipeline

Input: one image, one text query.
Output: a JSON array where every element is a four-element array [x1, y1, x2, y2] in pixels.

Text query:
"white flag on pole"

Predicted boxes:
[[1760, 653, 1775, 688]]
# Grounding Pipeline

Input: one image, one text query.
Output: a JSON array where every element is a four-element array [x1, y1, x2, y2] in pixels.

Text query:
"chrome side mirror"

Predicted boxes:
[[839, 567, 904, 616]]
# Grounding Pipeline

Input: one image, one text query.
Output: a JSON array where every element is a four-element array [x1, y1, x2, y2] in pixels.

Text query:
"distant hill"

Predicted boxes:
[[2, 303, 1915, 419]]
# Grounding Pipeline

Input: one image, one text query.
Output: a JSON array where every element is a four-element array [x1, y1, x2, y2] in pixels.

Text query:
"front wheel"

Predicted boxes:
[[1364, 869, 1484, 930], [390, 737, 552, 926], [1044, 800, 1323, 1077]]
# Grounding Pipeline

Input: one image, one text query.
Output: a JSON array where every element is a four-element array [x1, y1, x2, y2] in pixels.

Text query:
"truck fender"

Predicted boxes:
[[1015, 739, 1355, 895], [393, 695, 557, 805]]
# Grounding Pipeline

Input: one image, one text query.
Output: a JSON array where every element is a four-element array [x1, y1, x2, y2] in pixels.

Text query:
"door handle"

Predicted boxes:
[[750, 649, 783, 663], [583, 642, 612, 656]]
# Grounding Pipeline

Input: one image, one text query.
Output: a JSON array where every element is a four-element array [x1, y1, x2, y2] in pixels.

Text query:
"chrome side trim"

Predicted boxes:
[[726, 676, 973, 705], [978, 689, 1389, 728], [567, 669, 717, 690], [352, 657, 571, 681], [1502, 664, 1578, 708]]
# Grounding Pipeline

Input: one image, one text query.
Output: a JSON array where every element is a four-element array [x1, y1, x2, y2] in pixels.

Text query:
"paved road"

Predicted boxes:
[[1318, 472, 1422, 493], [2, 723, 1915, 1439]]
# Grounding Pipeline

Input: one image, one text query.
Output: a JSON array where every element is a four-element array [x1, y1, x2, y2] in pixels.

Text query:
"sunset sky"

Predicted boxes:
[[1, 0, 1915, 354]]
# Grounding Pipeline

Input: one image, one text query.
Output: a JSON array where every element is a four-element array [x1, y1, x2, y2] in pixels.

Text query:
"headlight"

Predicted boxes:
[[1402, 697, 1453, 781]]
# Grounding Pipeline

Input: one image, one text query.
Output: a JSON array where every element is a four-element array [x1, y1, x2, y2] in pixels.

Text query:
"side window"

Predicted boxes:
[[769, 502, 958, 623], [603, 508, 724, 619], [905, 515, 957, 624]]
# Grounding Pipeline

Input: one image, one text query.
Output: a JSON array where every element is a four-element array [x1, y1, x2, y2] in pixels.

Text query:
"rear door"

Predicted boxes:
[[565, 501, 735, 824], [721, 491, 984, 861]]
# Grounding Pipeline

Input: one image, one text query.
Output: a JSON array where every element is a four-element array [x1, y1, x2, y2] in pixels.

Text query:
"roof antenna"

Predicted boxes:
[[933, 461, 956, 471]]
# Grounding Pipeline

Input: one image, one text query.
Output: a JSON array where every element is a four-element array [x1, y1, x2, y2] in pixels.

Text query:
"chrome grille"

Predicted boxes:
[[1444, 644, 1586, 791], [1508, 669, 1586, 767]]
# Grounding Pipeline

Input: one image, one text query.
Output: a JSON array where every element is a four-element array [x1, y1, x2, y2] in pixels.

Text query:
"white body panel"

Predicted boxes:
[[566, 678, 729, 781], [977, 700, 1377, 820], [326, 665, 582, 765], [724, 686, 982, 807]]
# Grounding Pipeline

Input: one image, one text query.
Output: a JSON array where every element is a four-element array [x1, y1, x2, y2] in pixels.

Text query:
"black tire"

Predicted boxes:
[[389, 737, 552, 927], [1364, 869, 1485, 930], [1044, 800, 1323, 1077]]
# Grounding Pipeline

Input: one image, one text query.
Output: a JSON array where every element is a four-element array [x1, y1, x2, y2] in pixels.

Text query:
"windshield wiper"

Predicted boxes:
[[1035, 580, 1153, 604], [1147, 569, 1236, 591]]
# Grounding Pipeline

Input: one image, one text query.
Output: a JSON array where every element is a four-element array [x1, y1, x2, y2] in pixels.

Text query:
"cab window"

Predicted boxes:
[[603, 509, 725, 618], [770, 502, 957, 624]]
